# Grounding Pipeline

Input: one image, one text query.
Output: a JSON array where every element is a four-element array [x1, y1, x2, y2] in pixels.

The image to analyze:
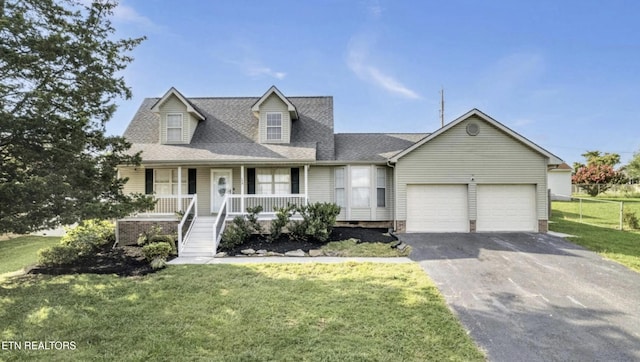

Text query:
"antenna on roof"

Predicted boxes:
[[439, 87, 445, 128]]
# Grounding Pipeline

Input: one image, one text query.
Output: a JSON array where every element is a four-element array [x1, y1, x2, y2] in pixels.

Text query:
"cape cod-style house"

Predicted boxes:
[[116, 86, 563, 256]]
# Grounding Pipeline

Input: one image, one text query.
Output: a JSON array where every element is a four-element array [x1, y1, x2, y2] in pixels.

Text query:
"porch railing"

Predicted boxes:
[[178, 194, 197, 253], [147, 194, 195, 215], [226, 194, 308, 215], [212, 196, 228, 250]]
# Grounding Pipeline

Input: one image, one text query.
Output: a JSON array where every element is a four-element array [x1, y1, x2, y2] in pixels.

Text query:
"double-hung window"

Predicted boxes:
[[257, 168, 290, 194], [335, 167, 345, 207], [351, 166, 370, 208], [266, 112, 282, 140], [376, 168, 386, 207], [154, 169, 187, 195], [166, 114, 183, 142]]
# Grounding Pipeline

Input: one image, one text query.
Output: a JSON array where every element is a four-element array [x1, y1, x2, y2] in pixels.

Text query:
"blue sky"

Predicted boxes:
[[107, 0, 640, 166]]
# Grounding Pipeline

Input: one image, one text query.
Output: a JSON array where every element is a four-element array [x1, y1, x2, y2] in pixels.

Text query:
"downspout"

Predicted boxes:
[[387, 160, 396, 232]]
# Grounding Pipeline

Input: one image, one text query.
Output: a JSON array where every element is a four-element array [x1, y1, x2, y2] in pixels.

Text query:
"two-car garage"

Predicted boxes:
[[406, 184, 537, 233]]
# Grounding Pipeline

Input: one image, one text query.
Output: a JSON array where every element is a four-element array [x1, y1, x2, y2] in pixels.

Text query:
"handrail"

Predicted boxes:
[[178, 194, 198, 253], [226, 194, 307, 214], [212, 196, 228, 251]]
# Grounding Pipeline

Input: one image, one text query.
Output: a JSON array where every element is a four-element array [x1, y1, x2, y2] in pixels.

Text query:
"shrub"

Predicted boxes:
[[290, 202, 341, 242], [245, 205, 263, 233], [150, 257, 168, 270], [220, 216, 252, 250], [137, 224, 163, 246], [142, 242, 173, 262], [150, 235, 177, 255], [268, 204, 296, 242], [37, 244, 80, 266], [623, 210, 639, 229], [62, 219, 115, 254]]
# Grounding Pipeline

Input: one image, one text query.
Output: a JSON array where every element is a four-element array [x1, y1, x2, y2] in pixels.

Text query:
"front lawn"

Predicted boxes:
[[0, 236, 60, 275], [551, 206, 640, 273], [0, 264, 484, 361]]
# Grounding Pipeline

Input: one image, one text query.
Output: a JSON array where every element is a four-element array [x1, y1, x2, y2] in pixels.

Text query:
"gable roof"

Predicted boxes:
[[389, 108, 564, 165], [150, 87, 205, 120], [550, 162, 572, 171], [251, 85, 299, 120]]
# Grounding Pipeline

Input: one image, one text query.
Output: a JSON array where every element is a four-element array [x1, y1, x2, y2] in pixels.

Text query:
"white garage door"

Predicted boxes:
[[407, 185, 469, 232], [477, 185, 537, 232]]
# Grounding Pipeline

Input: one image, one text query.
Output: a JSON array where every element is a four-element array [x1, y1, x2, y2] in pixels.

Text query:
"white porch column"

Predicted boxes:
[[177, 166, 182, 212], [240, 165, 245, 213], [304, 164, 309, 205]]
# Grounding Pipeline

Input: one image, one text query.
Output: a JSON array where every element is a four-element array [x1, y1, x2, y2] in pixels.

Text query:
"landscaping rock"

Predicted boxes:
[[256, 249, 267, 255], [285, 249, 306, 257], [214, 252, 228, 258], [241, 248, 256, 255], [266, 252, 285, 256], [396, 242, 408, 251], [309, 249, 324, 257]]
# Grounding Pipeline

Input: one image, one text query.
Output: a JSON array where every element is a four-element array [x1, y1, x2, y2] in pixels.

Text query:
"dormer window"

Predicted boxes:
[[166, 113, 183, 142], [266, 112, 282, 140]]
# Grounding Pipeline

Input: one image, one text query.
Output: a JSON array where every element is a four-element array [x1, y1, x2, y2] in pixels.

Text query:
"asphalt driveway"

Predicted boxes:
[[399, 233, 640, 362]]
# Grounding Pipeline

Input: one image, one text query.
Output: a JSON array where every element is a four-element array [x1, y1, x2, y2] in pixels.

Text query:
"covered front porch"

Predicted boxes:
[[118, 164, 311, 256]]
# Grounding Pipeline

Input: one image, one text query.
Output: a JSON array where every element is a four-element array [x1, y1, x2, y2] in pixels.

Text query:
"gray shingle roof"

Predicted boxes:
[[122, 92, 427, 163], [334, 133, 428, 162], [123, 95, 335, 162]]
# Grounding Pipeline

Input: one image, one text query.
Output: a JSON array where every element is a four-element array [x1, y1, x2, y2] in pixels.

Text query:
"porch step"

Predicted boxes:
[[180, 217, 217, 257]]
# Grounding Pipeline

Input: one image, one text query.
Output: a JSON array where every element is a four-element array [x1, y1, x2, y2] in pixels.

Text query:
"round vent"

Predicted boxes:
[[466, 123, 480, 136]]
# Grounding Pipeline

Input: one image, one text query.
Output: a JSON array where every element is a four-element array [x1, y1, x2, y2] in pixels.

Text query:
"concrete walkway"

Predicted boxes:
[[169, 256, 413, 264]]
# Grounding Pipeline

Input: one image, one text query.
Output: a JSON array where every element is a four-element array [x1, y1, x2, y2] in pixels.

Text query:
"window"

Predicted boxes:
[[376, 168, 386, 207], [335, 167, 345, 207], [257, 168, 290, 194], [266, 112, 282, 140], [166, 114, 183, 142], [351, 166, 370, 208], [154, 169, 187, 195]]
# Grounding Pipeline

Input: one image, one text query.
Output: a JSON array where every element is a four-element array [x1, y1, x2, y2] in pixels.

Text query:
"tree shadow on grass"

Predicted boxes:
[[0, 263, 484, 361]]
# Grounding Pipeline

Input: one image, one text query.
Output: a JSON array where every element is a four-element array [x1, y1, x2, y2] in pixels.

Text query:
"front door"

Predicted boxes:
[[211, 169, 232, 213]]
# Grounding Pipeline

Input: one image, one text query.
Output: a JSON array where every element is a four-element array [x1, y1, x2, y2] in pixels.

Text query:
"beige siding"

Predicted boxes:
[[259, 94, 291, 144], [308, 166, 332, 203], [188, 114, 198, 142], [159, 95, 188, 144], [120, 167, 145, 194], [395, 116, 548, 222], [196, 167, 211, 216]]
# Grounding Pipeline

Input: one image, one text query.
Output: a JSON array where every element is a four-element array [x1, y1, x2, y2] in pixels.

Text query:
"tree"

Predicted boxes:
[[581, 150, 621, 167], [0, 0, 154, 234], [625, 151, 640, 182]]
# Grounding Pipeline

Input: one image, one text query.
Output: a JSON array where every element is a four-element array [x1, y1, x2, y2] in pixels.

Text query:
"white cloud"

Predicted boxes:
[[112, 3, 155, 28], [245, 65, 286, 80], [347, 37, 420, 99]]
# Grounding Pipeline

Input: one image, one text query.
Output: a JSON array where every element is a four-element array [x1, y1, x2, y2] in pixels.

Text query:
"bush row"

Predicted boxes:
[[220, 202, 340, 250]]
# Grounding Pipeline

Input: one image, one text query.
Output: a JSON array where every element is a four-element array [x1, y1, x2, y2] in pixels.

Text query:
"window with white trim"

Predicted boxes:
[[351, 166, 370, 208], [335, 167, 345, 207], [257, 168, 290, 194], [376, 167, 386, 207], [166, 113, 183, 142], [266, 112, 282, 140], [154, 169, 187, 195]]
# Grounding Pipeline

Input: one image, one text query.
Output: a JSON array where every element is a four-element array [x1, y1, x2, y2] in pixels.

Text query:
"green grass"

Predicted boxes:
[[0, 236, 61, 275], [551, 203, 640, 272], [552, 197, 640, 230], [0, 264, 484, 361], [321, 239, 411, 257]]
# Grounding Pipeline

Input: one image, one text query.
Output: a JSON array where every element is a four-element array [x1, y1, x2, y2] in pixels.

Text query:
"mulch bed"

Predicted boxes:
[[222, 227, 397, 255], [27, 228, 396, 277]]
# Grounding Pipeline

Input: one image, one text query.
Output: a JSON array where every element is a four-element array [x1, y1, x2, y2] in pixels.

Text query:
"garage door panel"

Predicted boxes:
[[407, 185, 468, 232], [477, 185, 536, 232]]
